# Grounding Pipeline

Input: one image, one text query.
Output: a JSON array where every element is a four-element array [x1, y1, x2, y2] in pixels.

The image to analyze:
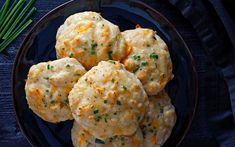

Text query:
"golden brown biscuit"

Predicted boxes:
[[141, 91, 176, 147], [56, 11, 127, 70], [25, 58, 86, 123], [69, 61, 149, 139], [122, 28, 173, 95]]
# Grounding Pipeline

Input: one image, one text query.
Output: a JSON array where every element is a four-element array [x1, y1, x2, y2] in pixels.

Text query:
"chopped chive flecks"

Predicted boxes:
[[116, 100, 122, 105], [133, 54, 141, 61], [141, 61, 148, 66], [91, 42, 98, 50], [47, 64, 54, 70], [90, 42, 97, 55], [122, 85, 127, 90], [95, 138, 105, 144], [109, 60, 116, 64], [108, 51, 113, 60], [69, 53, 74, 58], [93, 108, 99, 114], [43, 77, 49, 80], [149, 53, 158, 59], [0, 0, 36, 52]]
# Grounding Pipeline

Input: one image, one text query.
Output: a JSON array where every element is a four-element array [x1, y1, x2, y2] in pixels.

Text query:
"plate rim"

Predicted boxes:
[[133, 1, 198, 146], [11, 1, 74, 146], [11, 0, 198, 147]]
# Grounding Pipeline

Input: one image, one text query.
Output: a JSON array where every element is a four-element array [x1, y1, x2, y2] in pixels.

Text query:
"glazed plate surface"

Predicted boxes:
[[12, 0, 198, 146]]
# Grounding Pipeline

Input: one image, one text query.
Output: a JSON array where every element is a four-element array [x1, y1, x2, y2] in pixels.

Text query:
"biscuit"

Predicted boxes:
[[56, 11, 127, 70], [25, 58, 86, 123], [69, 61, 149, 139], [122, 28, 173, 95]]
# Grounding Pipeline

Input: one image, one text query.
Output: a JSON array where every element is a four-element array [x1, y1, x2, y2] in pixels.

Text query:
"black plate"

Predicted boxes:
[[12, 0, 198, 147]]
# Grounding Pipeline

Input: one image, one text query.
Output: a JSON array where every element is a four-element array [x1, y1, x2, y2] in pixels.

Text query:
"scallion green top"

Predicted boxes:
[[0, 0, 36, 52]]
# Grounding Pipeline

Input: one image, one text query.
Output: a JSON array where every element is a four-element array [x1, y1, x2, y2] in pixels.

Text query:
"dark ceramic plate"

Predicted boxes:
[[12, 0, 198, 147]]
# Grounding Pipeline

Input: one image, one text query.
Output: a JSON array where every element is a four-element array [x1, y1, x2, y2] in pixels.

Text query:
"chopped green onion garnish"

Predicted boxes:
[[109, 60, 116, 64], [95, 138, 105, 144], [47, 64, 54, 70], [43, 77, 49, 80], [104, 100, 108, 104], [116, 100, 122, 105], [93, 108, 99, 114], [149, 53, 158, 59], [69, 53, 74, 58], [108, 51, 113, 60], [90, 42, 97, 55], [133, 54, 141, 61], [122, 85, 127, 90], [91, 42, 97, 50], [141, 61, 148, 66]]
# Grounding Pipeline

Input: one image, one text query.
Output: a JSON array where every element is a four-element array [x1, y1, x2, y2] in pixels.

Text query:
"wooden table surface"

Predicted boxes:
[[0, 1, 69, 146]]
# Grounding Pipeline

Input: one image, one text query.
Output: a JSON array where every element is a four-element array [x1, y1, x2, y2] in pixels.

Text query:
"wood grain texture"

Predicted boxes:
[[0, 1, 69, 146], [0, 64, 30, 147]]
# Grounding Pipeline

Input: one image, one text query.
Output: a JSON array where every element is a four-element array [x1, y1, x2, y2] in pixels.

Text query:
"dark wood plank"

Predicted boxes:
[[0, 1, 69, 146], [0, 64, 30, 146]]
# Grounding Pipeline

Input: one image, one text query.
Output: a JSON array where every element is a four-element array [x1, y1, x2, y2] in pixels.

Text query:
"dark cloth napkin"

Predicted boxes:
[[0, 0, 235, 146], [165, 0, 235, 146]]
